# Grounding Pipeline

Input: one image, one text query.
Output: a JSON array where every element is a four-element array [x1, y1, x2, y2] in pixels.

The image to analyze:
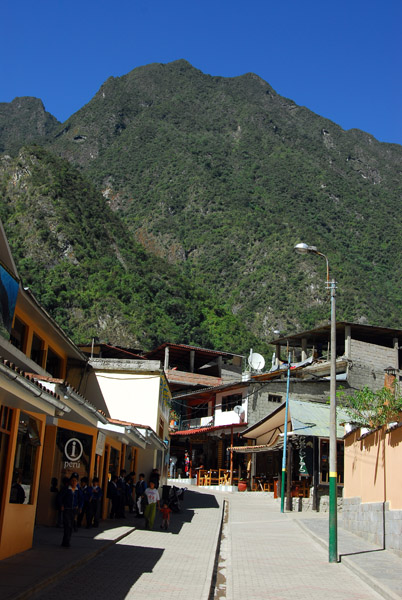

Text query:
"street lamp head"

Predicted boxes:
[[294, 242, 318, 255]]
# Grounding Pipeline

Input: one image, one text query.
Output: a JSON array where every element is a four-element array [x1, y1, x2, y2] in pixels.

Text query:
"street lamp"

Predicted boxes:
[[294, 242, 338, 563]]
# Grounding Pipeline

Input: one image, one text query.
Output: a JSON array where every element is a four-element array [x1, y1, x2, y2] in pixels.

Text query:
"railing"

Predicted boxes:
[[180, 416, 214, 430]]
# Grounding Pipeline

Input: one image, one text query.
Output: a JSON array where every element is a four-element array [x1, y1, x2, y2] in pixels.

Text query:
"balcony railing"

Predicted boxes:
[[180, 416, 214, 430]]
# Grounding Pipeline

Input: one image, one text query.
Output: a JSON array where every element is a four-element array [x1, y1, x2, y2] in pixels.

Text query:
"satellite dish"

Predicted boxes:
[[233, 405, 244, 415], [248, 352, 265, 371]]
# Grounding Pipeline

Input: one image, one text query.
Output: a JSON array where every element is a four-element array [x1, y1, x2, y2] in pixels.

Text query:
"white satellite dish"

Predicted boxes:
[[233, 405, 244, 415], [248, 352, 265, 371]]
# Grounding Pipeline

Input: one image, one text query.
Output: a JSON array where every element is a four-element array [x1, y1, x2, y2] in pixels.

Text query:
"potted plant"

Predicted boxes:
[[238, 478, 247, 492]]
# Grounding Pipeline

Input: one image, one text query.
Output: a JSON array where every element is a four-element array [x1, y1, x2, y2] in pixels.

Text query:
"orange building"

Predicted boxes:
[[0, 222, 148, 558]]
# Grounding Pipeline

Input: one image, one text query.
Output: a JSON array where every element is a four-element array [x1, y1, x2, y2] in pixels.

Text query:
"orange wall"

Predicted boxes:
[[344, 423, 402, 510], [36, 420, 97, 526], [13, 307, 67, 377]]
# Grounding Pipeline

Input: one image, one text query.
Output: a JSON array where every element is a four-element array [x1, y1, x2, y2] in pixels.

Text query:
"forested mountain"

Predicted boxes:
[[0, 60, 401, 352]]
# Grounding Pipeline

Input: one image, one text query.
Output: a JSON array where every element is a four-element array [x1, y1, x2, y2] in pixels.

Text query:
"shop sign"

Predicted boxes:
[[64, 437, 84, 469], [95, 431, 106, 456]]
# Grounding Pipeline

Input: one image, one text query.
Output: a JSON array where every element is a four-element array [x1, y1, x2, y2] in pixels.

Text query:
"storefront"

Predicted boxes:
[[0, 361, 71, 559]]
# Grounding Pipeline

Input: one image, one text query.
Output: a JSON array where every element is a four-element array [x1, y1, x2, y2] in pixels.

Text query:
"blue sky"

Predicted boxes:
[[2, 0, 401, 145]]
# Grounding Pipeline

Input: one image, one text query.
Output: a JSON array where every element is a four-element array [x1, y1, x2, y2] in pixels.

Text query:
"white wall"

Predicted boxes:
[[214, 388, 248, 426], [94, 372, 161, 431]]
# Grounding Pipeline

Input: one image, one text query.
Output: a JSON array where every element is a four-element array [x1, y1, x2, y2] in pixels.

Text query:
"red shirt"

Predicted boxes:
[[160, 507, 172, 519]]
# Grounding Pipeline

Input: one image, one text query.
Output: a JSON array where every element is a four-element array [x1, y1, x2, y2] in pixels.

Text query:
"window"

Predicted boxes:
[[0, 406, 13, 505], [10, 317, 27, 352], [46, 346, 62, 378], [268, 394, 282, 404], [30, 333, 44, 367], [222, 393, 243, 412], [10, 412, 41, 504]]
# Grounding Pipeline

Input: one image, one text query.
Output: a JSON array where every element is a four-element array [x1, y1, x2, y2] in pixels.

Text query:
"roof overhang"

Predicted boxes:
[[98, 422, 147, 449], [0, 361, 70, 417], [242, 399, 348, 444]]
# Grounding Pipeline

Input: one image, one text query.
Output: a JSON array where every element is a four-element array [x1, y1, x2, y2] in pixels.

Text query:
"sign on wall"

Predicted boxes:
[[0, 264, 18, 339]]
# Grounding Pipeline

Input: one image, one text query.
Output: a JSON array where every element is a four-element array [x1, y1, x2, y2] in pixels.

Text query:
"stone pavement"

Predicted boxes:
[[1, 488, 401, 600], [4, 486, 222, 600], [222, 492, 400, 600]]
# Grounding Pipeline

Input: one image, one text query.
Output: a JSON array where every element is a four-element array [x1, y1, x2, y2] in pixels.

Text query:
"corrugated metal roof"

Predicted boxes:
[[289, 399, 348, 438]]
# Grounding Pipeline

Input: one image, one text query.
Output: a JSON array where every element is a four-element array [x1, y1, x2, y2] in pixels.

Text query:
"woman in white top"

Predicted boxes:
[[144, 481, 160, 530]]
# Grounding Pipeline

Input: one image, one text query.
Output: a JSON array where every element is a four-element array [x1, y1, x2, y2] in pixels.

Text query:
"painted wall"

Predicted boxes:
[[344, 421, 402, 510], [214, 388, 247, 427], [90, 371, 161, 431]]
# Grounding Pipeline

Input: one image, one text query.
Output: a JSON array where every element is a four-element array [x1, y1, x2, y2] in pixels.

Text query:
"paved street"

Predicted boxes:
[[3, 487, 402, 600], [223, 493, 385, 600], [30, 488, 222, 600]]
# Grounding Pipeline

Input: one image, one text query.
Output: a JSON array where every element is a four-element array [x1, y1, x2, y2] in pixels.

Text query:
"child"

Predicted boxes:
[[160, 502, 172, 530]]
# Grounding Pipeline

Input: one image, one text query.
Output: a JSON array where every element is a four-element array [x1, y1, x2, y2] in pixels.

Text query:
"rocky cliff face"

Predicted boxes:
[[0, 61, 401, 348], [0, 97, 60, 155]]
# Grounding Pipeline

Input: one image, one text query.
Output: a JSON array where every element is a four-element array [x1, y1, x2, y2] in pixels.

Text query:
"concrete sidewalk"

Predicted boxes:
[[0, 516, 138, 600], [223, 492, 400, 600], [295, 513, 402, 600], [0, 486, 223, 600]]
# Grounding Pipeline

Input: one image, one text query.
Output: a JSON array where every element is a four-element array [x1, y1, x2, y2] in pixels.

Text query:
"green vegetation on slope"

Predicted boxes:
[[0, 146, 267, 354], [0, 60, 401, 349]]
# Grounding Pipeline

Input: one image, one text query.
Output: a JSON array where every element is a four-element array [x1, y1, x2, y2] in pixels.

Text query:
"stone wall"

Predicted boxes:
[[342, 497, 402, 557], [247, 379, 333, 427], [347, 339, 397, 392]]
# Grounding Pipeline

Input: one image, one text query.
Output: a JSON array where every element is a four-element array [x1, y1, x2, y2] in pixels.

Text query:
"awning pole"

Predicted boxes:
[[280, 352, 291, 513]]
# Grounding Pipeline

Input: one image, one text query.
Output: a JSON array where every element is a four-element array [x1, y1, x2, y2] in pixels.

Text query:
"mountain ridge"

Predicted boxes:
[[0, 60, 401, 351]]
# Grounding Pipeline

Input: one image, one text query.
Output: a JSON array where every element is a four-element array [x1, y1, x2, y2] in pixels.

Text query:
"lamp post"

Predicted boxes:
[[294, 243, 338, 563]]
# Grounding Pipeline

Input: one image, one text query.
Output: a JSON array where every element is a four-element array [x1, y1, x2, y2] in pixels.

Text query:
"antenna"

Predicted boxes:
[[248, 352, 265, 372]]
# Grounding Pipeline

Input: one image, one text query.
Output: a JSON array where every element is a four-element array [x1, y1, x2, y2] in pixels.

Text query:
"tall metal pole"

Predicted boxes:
[[328, 278, 338, 562], [294, 243, 338, 563], [280, 352, 291, 513]]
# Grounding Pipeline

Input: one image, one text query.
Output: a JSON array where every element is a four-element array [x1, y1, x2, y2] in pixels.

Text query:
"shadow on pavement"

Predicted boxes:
[[135, 489, 219, 535], [181, 489, 220, 509], [32, 544, 164, 600]]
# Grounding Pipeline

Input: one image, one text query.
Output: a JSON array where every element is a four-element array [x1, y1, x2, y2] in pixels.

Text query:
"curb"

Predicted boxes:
[[202, 497, 226, 600], [294, 519, 401, 600], [10, 527, 136, 600]]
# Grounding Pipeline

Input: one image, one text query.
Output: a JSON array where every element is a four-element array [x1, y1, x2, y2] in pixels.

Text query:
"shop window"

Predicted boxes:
[[0, 406, 13, 506], [10, 412, 41, 504], [53, 427, 93, 484], [10, 317, 27, 352], [222, 393, 243, 412], [319, 439, 344, 484], [109, 447, 120, 476], [30, 333, 45, 367], [46, 346, 62, 378]]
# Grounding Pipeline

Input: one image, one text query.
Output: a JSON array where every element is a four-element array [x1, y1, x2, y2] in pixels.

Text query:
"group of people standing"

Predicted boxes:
[[58, 468, 169, 548], [58, 473, 103, 548]]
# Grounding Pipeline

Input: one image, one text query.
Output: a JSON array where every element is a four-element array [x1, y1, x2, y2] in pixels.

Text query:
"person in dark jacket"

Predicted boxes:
[[149, 468, 160, 490], [89, 477, 103, 527], [135, 473, 147, 516], [60, 475, 82, 548], [107, 475, 119, 518], [77, 476, 93, 528]]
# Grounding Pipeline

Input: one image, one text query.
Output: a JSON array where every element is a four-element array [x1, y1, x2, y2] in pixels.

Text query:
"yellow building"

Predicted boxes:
[[0, 223, 146, 558]]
